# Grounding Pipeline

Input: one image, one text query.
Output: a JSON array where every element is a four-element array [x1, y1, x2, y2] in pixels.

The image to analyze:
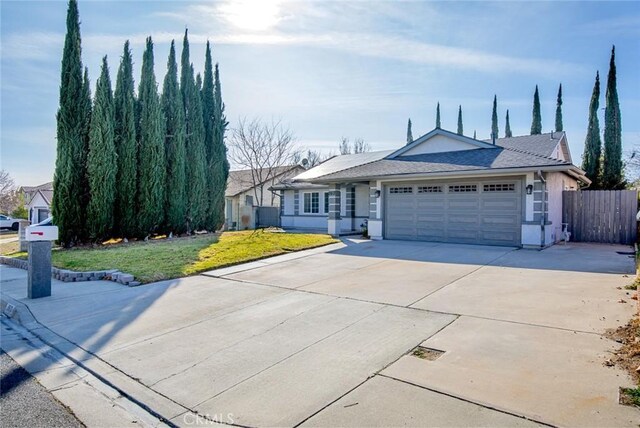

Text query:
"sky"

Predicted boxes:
[[1, 0, 639, 186]]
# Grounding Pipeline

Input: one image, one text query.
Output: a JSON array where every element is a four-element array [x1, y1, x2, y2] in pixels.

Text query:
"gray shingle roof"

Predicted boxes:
[[488, 132, 562, 158], [226, 166, 302, 196], [311, 147, 569, 181]]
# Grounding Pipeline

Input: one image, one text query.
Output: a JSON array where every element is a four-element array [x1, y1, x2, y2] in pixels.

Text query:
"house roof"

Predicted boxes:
[[293, 150, 394, 181], [293, 129, 587, 184], [225, 165, 303, 197], [21, 181, 53, 193], [488, 132, 563, 158], [310, 147, 574, 182], [21, 181, 54, 206], [270, 181, 329, 191]]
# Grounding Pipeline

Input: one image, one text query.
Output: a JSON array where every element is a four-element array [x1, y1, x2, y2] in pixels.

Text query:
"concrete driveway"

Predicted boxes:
[[1, 239, 638, 427]]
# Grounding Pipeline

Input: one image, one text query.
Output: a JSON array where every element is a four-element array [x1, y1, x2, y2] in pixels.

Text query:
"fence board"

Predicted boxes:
[[562, 190, 637, 245]]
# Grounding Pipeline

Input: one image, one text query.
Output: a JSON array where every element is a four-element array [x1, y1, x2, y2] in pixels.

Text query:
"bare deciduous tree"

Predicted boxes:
[[300, 149, 332, 169], [0, 170, 22, 214], [338, 137, 371, 155], [228, 118, 300, 206]]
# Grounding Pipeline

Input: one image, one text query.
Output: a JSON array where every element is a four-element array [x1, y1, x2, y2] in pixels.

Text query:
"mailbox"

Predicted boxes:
[[25, 225, 58, 242]]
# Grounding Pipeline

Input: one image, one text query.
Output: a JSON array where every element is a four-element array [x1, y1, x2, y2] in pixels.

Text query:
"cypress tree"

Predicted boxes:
[[137, 37, 166, 236], [531, 85, 542, 134], [457, 105, 463, 136], [581, 72, 602, 188], [87, 56, 116, 241], [78, 67, 92, 240], [504, 109, 512, 138], [162, 40, 187, 234], [113, 41, 137, 238], [52, 0, 86, 246], [435, 102, 441, 128], [211, 63, 229, 229], [491, 95, 498, 139], [202, 41, 217, 230], [602, 46, 623, 189], [181, 30, 207, 231], [555, 83, 563, 132], [406, 118, 413, 144]]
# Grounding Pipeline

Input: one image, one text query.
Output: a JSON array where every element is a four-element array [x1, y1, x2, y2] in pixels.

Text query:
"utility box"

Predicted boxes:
[[25, 225, 58, 299]]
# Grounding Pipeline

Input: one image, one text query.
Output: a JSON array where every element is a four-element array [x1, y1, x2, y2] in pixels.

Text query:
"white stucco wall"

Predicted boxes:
[[401, 134, 479, 156]]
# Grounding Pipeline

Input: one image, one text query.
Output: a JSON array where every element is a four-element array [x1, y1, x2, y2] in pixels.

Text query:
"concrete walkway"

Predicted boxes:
[[1, 239, 638, 427]]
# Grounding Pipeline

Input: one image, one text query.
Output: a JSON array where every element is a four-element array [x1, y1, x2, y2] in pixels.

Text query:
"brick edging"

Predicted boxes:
[[0, 256, 141, 287]]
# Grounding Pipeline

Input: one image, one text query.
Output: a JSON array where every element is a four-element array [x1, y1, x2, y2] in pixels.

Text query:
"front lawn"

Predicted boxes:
[[8, 230, 337, 283]]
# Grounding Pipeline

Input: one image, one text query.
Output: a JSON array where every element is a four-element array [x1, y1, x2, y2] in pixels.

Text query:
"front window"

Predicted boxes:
[[324, 192, 330, 214], [304, 192, 319, 214]]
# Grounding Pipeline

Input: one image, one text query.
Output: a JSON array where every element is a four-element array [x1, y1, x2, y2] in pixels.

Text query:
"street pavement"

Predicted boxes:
[[1, 350, 83, 428]]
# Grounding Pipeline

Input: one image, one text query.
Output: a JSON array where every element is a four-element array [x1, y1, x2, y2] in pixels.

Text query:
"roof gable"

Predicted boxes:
[[388, 128, 496, 159]]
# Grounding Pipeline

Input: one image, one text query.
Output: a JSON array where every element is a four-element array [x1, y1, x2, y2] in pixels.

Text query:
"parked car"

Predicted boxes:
[[36, 216, 54, 226], [0, 214, 27, 231]]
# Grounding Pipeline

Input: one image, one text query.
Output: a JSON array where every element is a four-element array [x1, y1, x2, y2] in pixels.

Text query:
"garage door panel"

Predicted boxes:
[[448, 200, 479, 209], [386, 179, 522, 246]]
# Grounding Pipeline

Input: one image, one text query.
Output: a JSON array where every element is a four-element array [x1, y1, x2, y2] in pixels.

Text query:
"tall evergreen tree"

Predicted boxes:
[[87, 57, 116, 241], [581, 72, 602, 188], [504, 109, 512, 138], [113, 41, 137, 237], [181, 30, 208, 231], [555, 83, 563, 132], [473, 130, 476, 139], [211, 62, 229, 229], [491, 95, 498, 140], [531, 85, 542, 134], [137, 37, 166, 236], [435, 102, 441, 128], [162, 40, 187, 234], [457, 105, 463, 136], [602, 46, 623, 189], [52, 0, 86, 246], [406, 118, 413, 144], [202, 41, 217, 230], [78, 67, 92, 240]]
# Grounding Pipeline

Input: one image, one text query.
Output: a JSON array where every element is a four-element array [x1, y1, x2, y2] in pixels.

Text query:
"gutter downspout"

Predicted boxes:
[[537, 170, 546, 248]]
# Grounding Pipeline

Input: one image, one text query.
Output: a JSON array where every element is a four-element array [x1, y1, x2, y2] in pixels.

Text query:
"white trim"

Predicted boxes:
[[312, 165, 590, 185]]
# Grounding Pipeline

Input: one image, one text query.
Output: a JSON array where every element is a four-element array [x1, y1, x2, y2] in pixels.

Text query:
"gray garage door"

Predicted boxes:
[[385, 179, 522, 246]]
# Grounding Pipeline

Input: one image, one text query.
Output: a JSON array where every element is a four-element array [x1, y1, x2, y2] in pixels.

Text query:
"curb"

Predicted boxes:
[[0, 293, 185, 427], [0, 256, 141, 287]]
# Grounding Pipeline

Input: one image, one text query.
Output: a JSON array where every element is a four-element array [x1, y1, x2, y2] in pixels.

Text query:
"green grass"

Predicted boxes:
[[621, 387, 640, 407], [10, 230, 337, 283]]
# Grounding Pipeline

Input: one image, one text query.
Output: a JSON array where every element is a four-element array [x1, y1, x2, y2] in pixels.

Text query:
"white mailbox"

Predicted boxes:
[[25, 225, 59, 242]]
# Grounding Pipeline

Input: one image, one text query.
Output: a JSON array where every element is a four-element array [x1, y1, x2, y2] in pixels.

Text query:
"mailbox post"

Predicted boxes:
[[25, 225, 58, 299]]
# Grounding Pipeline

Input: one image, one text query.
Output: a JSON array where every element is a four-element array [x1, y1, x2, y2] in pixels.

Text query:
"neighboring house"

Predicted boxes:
[[225, 165, 304, 230], [21, 181, 53, 224], [276, 128, 588, 248]]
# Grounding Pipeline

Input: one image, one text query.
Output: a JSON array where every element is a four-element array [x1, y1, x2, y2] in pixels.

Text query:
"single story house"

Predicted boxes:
[[21, 181, 53, 224], [274, 128, 588, 248], [225, 165, 304, 230]]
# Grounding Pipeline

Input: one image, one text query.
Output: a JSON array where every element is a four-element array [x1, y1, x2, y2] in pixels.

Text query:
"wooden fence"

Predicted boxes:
[[562, 190, 638, 245]]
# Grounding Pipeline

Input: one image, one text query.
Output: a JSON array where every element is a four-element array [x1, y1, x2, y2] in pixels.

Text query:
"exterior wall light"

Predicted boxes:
[[526, 184, 533, 195], [374, 189, 381, 198]]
